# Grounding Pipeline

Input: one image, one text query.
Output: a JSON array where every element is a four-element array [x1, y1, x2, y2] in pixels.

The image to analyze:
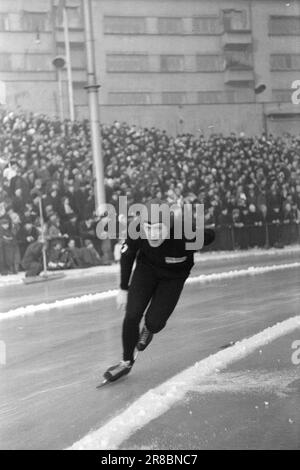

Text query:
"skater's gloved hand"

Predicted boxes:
[[116, 289, 128, 311]]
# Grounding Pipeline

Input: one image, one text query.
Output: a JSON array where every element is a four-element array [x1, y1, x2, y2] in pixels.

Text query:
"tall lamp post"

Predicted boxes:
[[56, 1, 75, 120], [254, 83, 267, 136], [83, 0, 106, 213], [52, 56, 66, 121]]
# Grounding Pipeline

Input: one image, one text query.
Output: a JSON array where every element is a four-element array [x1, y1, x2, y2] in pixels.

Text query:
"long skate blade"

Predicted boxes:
[[97, 352, 139, 389], [96, 379, 109, 389]]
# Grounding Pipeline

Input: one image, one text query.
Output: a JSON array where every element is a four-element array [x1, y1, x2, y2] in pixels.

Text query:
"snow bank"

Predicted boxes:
[[194, 244, 300, 263], [0, 289, 117, 322], [1, 261, 300, 322], [186, 261, 300, 285], [68, 315, 300, 450]]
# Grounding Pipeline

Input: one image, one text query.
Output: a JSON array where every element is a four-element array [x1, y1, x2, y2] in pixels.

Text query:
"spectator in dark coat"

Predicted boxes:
[[73, 184, 88, 218], [12, 188, 26, 215], [0, 218, 15, 274], [232, 208, 244, 249], [79, 217, 96, 241], [80, 239, 101, 267], [217, 207, 232, 251], [267, 204, 283, 247], [9, 167, 29, 201], [21, 238, 46, 277], [282, 202, 298, 245], [248, 204, 264, 247], [67, 239, 83, 267], [17, 220, 39, 259], [61, 214, 80, 246], [58, 196, 75, 221], [43, 188, 61, 214]]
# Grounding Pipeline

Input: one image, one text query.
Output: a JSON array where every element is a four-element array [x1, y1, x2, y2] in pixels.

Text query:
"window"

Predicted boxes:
[[1, 13, 22, 31], [272, 89, 293, 102], [161, 92, 186, 105], [106, 54, 148, 72], [57, 45, 85, 69], [231, 88, 254, 102], [198, 89, 254, 104], [198, 91, 234, 104], [66, 6, 82, 29], [192, 17, 221, 34], [104, 16, 146, 34], [269, 16, 300, 35], [0, 54, 51, 71], [160, 55, 184, 72], [22, 11, 49, 31], [74, 82, 87, 105], [157, 18, 183, 34], [225, 50, 253, 70], [25, 54, 51, 71], [108, 92, 151, 105], [55, 5, 82, 29], [196, 55, 224, 72], [271, 54, 300, 70], [223, 9, 248, 32], [0, 14, 7, 31], [0, 54, 11, 71]]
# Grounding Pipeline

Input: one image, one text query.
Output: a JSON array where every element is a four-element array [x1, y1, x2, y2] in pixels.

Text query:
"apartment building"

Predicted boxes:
[[0, 0, 300, 134]]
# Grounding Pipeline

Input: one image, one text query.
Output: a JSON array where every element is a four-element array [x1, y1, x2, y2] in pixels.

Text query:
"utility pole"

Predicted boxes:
[[52, 56, 66, 120], [63, 6, 75, 121], [254, 83, 268, 136], [83, 0, 106, 212]]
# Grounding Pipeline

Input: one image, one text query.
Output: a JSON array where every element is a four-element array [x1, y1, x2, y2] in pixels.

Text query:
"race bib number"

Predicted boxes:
[[165, 256, 187, 264]]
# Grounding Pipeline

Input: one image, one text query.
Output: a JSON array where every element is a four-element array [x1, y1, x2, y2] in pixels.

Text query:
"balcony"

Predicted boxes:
[[224, 68, 254, 86], [222, 30, 252, 50]]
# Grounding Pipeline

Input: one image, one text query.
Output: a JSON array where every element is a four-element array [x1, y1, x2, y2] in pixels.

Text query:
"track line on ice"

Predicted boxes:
[[1, 261, 300, 322], [68, 315, 300, 450], [19, 379, 90, 402]]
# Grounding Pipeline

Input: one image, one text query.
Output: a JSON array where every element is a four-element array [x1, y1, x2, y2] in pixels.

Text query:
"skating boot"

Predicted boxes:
[[103, 360, 133, 382], [137, 324, 153, 351]]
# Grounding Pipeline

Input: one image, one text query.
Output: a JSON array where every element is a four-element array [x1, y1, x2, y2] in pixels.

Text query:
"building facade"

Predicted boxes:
[[0, 0, 300, 135]]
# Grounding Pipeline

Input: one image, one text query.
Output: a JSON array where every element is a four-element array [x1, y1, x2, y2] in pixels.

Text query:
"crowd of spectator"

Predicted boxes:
[[0, 108, 300, 276]]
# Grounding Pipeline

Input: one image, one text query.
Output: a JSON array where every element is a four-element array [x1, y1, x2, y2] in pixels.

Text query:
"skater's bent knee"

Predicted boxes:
[[146, 320, 166, 334]]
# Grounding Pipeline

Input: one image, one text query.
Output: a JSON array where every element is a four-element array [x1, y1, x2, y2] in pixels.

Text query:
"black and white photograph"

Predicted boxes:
[[0, 0, 300, 453]]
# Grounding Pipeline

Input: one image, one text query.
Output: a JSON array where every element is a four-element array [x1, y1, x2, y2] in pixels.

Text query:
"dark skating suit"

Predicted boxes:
[[120, 227, 215, 362]]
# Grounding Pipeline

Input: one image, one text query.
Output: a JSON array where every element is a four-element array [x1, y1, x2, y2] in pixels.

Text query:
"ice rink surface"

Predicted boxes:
[[0, 251, 299, 450]]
